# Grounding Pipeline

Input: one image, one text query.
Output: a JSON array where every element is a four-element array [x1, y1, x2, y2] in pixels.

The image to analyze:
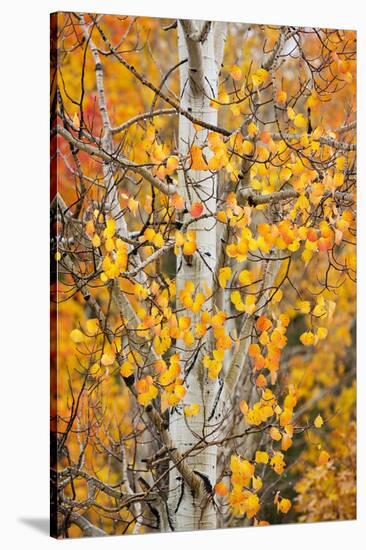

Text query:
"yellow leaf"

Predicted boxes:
[[208, 155, 221, 171], [178, 316, 191, 331], [92, 234, 101, 248], [166, 155, 179, 174], [243, 295, 256, 315], [300, 331, 315, 346], [145, 126, 156, 143], [278, 498, 292, 514], [174, 384, 186, 400], [314, 414, 324, 428], [238, 270, 254, 286], [295, 194, 309, 210], [272, 289, 283, 303], [101, 353, 115, 366], [276, 90, 287, 105], [251, 68, 269, 87], [231, 290, 245, 312], [284, 393, 297, 409], [245, 492, 260, 518], [269, 427, 282, 441], [152, 143, 166, 162], [70, 329, 85, 343], [175, 230, 185, 247], [216, 210, 228, 224], [137, 382, 158, 406], [334, 172, 344, 188], [105, 238, 115, 252], [128, 197, 139, 215], [183, 331, 194, 346], [297, 300, 311, 314], [270, 452, 286, 475], [143, 228, 155, 242], [241, 140, 254, 156], [336, 156, 346, 171], [281, 434, 293, 451], [120, 361, 134, 377], [247, 122, 258, 137], [183, 240, 196, 256], [279, 408, 292, 427], [230, 64, 242, 81], [287, 107, 296, 121], [252, 475, 263, 491], [294, 113, 307, 129], [218, 90, 229, 104], [184, 403, 200, 417], [255, 451, 269, 464], [134, 283, 149, 300], [226, 243, 238, 258], [72, 112, 80, 129], [152, 232, 164, 248], [317, 327, 328, 340], [104, 218, 116, 239], [218, 266, 232, 288], [313, 301, 326, 317], [86, 318, 99, 336]]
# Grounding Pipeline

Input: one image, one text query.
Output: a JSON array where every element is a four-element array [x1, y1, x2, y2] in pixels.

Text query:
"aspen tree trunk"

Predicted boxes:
[[168, 20, 226, 532]]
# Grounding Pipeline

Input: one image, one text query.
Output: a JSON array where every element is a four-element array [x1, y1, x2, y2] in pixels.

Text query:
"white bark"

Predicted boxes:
[[168, 20, 226, 532]]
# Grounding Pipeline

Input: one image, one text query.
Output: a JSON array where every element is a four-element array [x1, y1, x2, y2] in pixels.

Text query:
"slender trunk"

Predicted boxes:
[[168, 20, 226, 532]]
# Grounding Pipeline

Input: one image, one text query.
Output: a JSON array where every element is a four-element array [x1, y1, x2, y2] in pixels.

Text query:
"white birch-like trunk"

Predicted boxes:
[[168, 20, 226, 532]]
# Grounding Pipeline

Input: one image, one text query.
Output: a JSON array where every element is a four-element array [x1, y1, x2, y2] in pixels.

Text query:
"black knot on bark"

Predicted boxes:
[[123, 374, 135, 387]]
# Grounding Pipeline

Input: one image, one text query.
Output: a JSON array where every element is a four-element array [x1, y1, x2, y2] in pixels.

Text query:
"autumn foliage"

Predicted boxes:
[[50, 12, 356, 538]]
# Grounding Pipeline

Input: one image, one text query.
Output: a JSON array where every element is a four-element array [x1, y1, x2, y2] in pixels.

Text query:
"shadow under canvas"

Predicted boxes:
[[18, 518, 49, 536]]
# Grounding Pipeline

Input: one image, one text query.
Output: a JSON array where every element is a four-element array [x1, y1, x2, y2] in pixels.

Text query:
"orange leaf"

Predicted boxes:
[[190, 202, 204, 218], [171, 193, 185, 211], [190, 145, 208, 170], [215, 482, 229, 497], [256, 374, 267, 388], [318, 450, 330, 465], [256, 315, 272, 333], [248, 343, 261, 358]]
